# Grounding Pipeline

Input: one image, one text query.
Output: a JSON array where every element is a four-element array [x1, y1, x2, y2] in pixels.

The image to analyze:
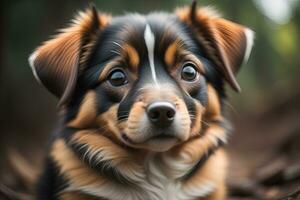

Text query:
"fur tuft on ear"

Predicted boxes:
[[29, 6, 111, 106], [176, 3, 254, 92], [243, 28, 255, 63]]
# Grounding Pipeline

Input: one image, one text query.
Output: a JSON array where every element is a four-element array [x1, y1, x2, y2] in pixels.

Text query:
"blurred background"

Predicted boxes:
[[0, 0, 299, 199]]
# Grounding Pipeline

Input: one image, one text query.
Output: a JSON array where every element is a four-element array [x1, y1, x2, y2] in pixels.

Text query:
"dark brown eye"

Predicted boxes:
[[108, 69, 128, 86], [181, 63, 198, 81]]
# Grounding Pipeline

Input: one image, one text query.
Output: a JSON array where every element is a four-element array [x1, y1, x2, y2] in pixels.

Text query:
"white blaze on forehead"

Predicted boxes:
[[144, 24, 159, 87]]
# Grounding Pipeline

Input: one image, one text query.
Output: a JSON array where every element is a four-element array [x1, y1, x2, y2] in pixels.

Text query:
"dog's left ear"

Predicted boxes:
[[176, 2, 254, 92], [29, 6, 110, 106]]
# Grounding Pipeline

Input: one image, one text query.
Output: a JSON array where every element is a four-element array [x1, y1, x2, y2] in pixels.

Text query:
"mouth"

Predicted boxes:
[[122, 132, 177, 143], [121, 132, 179, 151]]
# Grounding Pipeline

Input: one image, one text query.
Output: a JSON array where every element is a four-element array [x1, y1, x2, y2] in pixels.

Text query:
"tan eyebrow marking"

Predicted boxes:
[[165, 41, 179, 66], [166, 47, 205, 75], [206, 84, 222, 118], [123, 44, 139, 70], [183, 53, 205, 74], [97, 55, 139, 84]]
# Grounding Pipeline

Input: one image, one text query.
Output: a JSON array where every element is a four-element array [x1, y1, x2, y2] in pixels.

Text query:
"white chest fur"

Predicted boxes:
[[66, 153, 216, 200]]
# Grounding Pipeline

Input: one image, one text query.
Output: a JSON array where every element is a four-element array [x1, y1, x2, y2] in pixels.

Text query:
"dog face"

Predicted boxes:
[[29, 4, 253, 152], [87, 13, 209, 152]]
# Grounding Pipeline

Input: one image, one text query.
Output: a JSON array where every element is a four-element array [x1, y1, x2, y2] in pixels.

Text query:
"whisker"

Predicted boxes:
[[112, 41, 125, 50], [110, 50, 121, 56]]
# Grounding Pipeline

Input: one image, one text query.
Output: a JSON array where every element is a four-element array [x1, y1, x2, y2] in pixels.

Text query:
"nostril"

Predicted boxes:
[[166, 110, 175, 119], [149, 110, 160, 120]]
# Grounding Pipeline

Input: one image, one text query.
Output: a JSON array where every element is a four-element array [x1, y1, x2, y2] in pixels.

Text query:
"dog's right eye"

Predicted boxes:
[[108, 69, 128, 86]]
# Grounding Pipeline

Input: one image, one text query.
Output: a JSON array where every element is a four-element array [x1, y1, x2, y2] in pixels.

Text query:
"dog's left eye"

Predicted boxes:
[[181, 63, 198, 81], [108, 69, 128, 86]]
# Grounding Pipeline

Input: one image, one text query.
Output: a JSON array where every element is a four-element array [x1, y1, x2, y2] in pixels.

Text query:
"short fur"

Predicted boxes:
[[29, 2, 254, 200]]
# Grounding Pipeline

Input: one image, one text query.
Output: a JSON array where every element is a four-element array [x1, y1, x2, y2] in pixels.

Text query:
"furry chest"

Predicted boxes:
[[62, 153, 216, 200]]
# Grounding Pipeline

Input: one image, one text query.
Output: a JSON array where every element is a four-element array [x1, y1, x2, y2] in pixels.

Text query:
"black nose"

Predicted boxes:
[[147, 101, 176, 127]]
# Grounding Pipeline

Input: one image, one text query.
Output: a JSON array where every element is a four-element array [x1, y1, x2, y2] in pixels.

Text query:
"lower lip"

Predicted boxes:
[[122, 133, 177, 145]]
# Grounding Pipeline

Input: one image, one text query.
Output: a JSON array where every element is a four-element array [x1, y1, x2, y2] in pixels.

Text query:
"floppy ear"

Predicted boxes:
[[29, 6, 111, 106], [176, 1, 254, 92]]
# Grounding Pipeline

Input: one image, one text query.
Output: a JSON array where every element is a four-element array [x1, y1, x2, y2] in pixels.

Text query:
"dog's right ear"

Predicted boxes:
[[29, 6, 110, 107]]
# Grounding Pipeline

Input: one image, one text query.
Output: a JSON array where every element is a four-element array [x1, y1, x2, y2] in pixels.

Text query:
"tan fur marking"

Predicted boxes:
[[165, 42, 178, 67], [98, 58, 124, 83], [96, 104, 123, 143], [189, 100, 204, 137], [206, 85, 222, 120], [123, 44, 140, 69], [174, 97, 193, 141], [70, 130, 139, 167], [70, 130, 144, 179], [67, 91, 98, 128], [173, 124, 225, 161], [183, 149, 227, 200], [125, 101, 146, 135], [168, 49, 205, 78], [51, 139, 106, 187], [183, 52, 205, 74]]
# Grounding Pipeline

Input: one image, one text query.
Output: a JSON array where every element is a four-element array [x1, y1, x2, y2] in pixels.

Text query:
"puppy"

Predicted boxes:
[[29, 2, 254, 200]]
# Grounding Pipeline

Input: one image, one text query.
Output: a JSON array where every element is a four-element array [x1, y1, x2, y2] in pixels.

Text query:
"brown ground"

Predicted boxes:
[[227, 88, 300, 199]]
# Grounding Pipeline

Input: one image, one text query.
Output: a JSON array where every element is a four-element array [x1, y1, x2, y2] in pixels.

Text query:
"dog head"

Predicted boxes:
[[29, 3, 254, 152]]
